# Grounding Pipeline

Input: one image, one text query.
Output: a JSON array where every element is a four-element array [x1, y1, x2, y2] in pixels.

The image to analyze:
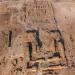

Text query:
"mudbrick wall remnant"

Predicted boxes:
[[0, 0, 75, 75]]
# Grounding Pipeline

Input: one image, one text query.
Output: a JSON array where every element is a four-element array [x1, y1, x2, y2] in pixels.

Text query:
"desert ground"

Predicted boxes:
[[0, 0, 75, 75]]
